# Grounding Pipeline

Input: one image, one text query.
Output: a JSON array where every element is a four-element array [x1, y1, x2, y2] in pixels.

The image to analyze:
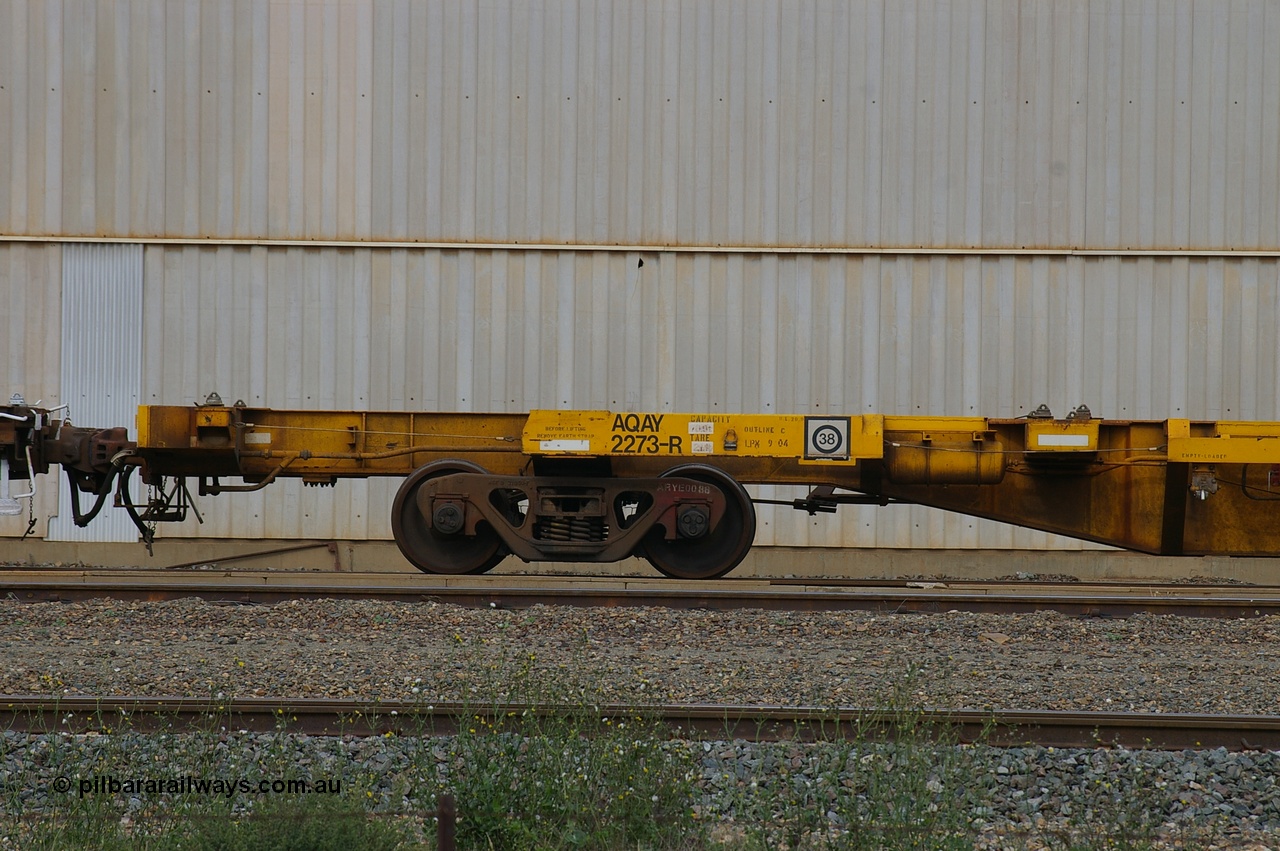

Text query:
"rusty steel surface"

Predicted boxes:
[[0, 695, 1275, 751], [3, 570, 1280, 618]]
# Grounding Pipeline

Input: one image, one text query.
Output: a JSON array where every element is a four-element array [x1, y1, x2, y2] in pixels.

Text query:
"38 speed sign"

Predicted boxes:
[[804, 417, 851, 461]]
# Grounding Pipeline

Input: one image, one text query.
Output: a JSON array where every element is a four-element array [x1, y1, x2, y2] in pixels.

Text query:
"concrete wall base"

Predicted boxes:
[[2, 539, 1278, 583]]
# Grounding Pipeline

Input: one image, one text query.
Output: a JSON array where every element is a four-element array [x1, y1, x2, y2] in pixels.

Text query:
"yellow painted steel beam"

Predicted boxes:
[[128, 405, 1280, 559], [522, 410, 884, 464], [1025, 419, 1100, 452], [137, 406, 530, 479], [1167, 419, 1280, 464], [139, 405, 1280, 472]]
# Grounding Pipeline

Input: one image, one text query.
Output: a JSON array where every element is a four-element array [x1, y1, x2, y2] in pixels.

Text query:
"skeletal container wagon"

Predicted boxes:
[[4, 396, 1280, 579]]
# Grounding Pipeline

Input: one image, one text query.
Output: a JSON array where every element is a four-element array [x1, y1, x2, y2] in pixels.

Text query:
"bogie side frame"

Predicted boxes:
[[4, 399, 1280, 578]]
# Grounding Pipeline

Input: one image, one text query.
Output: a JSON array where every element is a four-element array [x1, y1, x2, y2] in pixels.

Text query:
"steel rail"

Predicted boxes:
[[2, 570, 1280, 617], [1, 695, 1276, 751]]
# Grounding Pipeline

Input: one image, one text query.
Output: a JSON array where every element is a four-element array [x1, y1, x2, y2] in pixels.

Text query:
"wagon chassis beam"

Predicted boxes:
[[9, 401, 1280, 578]]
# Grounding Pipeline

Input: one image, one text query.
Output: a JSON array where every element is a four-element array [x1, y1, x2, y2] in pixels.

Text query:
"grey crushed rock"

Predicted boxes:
[[2, 731, 1279, 848], [2, 597, 1279, 846], [0, 597, 1277, 713]]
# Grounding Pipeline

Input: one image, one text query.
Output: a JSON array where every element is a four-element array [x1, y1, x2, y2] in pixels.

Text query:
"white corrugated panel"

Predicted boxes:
[[5, 1, 1280, 553], [137, 245, 1280, 547], [2, 1, 1280, 248], [0, 244, 62, 539], [46, 243, 142, 542]]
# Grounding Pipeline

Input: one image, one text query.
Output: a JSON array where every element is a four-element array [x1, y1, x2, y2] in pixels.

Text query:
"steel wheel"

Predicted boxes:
[[392, 460, 506, 575], [642, 465, 756, 580]]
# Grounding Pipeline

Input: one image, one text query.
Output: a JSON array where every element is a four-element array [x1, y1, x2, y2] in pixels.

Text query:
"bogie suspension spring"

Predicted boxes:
[[535, 516, 608, 542]]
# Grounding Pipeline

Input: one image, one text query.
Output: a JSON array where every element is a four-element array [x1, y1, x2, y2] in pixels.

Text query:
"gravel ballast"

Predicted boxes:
[[2, 597, 1279, 847], [0, 597, 1277, 713]]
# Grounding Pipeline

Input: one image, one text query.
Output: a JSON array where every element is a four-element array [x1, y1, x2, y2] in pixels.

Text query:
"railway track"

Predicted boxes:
[[3, 568, 1280, 617], [5, 571, 1277, 754], [3, 695, 1276, 751]]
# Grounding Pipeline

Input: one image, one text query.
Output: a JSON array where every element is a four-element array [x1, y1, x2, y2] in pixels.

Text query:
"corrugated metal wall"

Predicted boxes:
[[131, 247, 1280, 547], [0, 244, 61, 540], [2, 0, 1279, 248], [2, 1, 1278, 548], [46, 243, 143, 542]]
